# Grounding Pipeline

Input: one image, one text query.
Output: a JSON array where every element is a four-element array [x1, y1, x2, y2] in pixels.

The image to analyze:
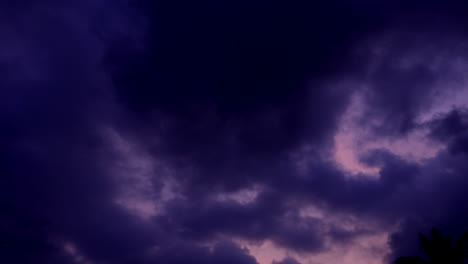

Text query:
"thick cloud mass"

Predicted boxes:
[[2, 1, 468, 264]]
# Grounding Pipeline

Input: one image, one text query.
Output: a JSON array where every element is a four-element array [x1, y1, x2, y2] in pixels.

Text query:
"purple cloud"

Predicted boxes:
[[2, 1, 468, 264]]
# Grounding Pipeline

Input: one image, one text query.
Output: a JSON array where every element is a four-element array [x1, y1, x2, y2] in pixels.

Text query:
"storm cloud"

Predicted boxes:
[[2, 1, 468, 264]]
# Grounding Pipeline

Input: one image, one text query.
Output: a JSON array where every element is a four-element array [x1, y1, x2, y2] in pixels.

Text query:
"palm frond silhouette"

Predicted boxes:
[[395, 229, 468, 264]]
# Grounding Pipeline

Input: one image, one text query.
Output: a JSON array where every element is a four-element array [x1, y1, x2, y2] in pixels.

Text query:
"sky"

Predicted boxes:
[[2, 1, 468, 264]]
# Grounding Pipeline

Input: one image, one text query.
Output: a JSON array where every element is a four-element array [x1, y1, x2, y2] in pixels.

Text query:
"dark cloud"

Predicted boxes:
[[272, 257, 303, 264], [429, 108, 468, 155], [155, 188, 325, 252], [151, 240, 258, 264], [3, 0, 468, 264], [108, 0, 387, 193], [0, 1, 156, 263], [354, 31, 468, 137], [384, 110, 468, 261], [386, 151, 468, 262]]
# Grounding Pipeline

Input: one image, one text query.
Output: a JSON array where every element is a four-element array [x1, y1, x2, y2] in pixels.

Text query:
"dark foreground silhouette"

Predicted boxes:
[[395, 229, 468, 264]]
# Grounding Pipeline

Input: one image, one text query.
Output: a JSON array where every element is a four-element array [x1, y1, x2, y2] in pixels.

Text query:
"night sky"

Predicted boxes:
[[2, 1, 468, 264]]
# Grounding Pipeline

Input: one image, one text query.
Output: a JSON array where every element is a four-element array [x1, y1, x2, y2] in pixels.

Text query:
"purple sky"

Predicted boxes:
[[2, 1, 468, 264]]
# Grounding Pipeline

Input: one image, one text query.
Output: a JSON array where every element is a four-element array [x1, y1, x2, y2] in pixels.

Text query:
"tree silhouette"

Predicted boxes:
[[395, 229, 468, 264]]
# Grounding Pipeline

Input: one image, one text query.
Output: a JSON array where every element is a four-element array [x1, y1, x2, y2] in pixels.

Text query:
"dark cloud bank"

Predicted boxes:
[[2, 1, 468, 263]]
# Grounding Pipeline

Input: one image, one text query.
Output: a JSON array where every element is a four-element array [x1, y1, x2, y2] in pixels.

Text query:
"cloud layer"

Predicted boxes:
[[2, 1, 468, 264]]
